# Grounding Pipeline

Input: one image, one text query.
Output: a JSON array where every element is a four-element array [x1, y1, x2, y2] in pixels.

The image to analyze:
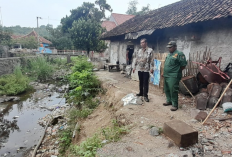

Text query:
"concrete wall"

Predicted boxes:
[[0, 57, 26, 76], [108, 18, 232, 70]]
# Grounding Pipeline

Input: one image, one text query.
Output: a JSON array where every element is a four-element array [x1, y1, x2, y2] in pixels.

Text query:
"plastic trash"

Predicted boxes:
[[121, 93, 143, 106], [222, 102, 232, 112]]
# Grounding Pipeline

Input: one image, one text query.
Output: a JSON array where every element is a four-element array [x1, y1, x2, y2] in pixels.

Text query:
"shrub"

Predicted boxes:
[[0, 66, 29, 95], [69, 134, 102, 157], [71, 56, 93, 73], [23, 56, 54, 81]]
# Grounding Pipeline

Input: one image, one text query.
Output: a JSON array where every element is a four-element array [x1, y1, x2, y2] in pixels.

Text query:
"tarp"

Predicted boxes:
[[151, 59, 161, 86]]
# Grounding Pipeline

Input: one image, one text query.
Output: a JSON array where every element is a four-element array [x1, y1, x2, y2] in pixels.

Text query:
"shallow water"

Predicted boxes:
[[0, 89, 65, 157]]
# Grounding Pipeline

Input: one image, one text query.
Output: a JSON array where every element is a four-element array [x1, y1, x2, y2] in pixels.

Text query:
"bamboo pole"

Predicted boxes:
[[202, 79, 232, 125], [180, 80, 195, 99]]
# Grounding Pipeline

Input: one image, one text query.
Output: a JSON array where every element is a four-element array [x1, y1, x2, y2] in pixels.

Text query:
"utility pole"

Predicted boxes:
[[37, 17, 42, 28], [0, 7, 3, 26], [36, 17, 42, 51]]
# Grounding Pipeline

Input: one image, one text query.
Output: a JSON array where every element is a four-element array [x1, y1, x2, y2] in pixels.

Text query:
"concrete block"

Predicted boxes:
[[163, 120, 198, 147]]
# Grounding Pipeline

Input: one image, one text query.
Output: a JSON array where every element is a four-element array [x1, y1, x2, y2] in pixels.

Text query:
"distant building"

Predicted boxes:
[[11, 30, 52, 53], [101, 13, 135, 60]]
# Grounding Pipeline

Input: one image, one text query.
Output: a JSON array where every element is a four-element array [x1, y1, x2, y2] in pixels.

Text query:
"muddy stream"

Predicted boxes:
[[0, 83, 66, 157]]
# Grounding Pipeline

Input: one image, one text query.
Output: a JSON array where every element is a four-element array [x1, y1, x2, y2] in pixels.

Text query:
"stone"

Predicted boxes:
[[204, 145, 213, 151], [195, 111, 208, 121], [0, 98, 5, 103], [163, 120, 198, 147], [178, 150, 193, 157], [150, 127, 159, 136]]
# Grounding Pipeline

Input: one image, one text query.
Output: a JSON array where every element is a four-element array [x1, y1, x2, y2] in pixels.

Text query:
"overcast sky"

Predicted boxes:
[[0, 0, 179, 28]]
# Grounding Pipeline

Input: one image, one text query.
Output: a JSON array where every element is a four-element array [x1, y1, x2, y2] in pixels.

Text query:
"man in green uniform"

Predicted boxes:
[[163, 41, 187, 111]]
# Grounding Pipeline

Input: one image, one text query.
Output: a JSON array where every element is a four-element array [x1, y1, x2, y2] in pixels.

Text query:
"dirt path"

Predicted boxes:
[[76, 71, 232, 157]]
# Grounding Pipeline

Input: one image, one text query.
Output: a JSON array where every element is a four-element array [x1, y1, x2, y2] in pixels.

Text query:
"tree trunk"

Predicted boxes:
[[87, 48, 90, 58]]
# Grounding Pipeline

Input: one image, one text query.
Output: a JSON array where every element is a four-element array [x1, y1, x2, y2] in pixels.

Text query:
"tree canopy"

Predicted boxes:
[[45, 25, 74, 50], [69, 18, 107, 54], [126, 0, 151, 15]]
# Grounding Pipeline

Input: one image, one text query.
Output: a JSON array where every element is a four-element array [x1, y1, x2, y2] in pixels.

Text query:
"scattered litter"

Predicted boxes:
[[121, 93, 143, 106], [222, 102, 232, 112], [13, 116, 19, 119]]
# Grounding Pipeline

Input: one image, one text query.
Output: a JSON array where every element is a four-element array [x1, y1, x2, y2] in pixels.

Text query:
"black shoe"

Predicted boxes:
[[163, 102, 172, 106], [136, 93, 143, 96], [144, 97, 149, 102]]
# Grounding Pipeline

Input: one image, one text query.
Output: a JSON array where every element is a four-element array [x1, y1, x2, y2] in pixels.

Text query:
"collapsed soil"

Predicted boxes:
[[73, 71, 205, 157]]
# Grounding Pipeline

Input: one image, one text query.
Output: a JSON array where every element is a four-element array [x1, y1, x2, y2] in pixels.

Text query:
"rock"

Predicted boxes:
[[150, 127, 159, 136], [204, 145, 213, 151], [195, 111, 208, 121], [178, 150, 193, 157], [12, 97, 20, 101], [0, 98, 5, 103], [206, 134, 214, 140]]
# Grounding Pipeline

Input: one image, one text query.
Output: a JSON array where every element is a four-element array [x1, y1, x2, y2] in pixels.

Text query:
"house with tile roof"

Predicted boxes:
[[11, 30, 53, 53], [101, 13, 135, 60], [101, 0, 232, 69]]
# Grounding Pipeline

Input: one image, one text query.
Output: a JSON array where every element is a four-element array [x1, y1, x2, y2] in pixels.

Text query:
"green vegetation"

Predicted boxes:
[[68, 57, 101, 105], [126, 0, 151, 15], [13, 36, 38, 49], [0, 66, 29, 96], [69, 120, 128, 157], [58, 128, 73, 154], [4, 25, 50, 37], [23, 56, 54, 81]]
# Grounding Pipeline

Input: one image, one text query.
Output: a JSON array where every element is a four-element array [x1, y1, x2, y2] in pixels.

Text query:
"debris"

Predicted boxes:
[[72, 122, 79, 138], [121, 93, 143, 106], [13, 116, 19, 119], [222, 102, 232, 113]]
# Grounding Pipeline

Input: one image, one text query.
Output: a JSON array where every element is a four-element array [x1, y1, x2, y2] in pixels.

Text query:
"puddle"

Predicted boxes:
[[0, 89, 65, 157]]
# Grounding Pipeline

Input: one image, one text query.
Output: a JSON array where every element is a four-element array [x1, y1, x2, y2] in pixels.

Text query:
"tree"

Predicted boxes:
[[126, 0, 151, 15], [46, 25, 74, 50], [14, 36, 38, 49], [126, 0, 138, 15], [0, 26, 12, 46], [95, 0, 113, 16], [61, 1, 112, 33], [61, 2, 104, 33], [69, 18, 107, 55]]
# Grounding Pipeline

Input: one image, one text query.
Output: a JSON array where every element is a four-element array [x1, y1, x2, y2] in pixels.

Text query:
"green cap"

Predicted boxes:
[[167, 41, 177, 48]]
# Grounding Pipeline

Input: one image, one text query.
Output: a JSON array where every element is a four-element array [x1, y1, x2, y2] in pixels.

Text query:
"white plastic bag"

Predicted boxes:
[[121, 93, 143, 106], [222, 102, 232, 112]]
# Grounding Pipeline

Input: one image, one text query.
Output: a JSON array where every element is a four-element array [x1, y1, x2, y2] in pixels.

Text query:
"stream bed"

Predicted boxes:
[[0, 83, 67, 157]]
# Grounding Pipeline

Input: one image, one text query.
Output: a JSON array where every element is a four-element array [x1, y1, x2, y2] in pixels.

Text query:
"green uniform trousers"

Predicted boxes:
[[164, 77, 180, 108]]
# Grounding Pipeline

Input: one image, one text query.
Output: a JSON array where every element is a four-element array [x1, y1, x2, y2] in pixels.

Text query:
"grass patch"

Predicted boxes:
[[0, 65, 30, 96], [69, 120, 128, 157]]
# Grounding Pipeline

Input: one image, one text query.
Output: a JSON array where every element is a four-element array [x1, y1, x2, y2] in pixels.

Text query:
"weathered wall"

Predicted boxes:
[[0, 57, 27, 76], [108, 18, 232, 70]]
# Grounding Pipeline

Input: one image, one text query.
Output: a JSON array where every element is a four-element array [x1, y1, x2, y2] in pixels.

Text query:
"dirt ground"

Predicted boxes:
[[75, 71, 232, 157]]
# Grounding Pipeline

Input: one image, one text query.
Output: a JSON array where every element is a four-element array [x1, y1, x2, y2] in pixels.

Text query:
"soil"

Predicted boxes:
[[74, 71, 204, 157]]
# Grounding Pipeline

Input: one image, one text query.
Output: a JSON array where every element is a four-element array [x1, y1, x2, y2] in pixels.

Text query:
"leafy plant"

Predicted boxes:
[[70, 134, 102, 157], [0, 65, 29, 95], [101, 120, 128, 142], [23, 56, 54, 81], [59, 128, 73, 154]]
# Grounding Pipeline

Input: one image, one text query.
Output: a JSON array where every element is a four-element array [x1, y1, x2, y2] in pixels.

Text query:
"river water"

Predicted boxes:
[[0, 89, 65, 157]]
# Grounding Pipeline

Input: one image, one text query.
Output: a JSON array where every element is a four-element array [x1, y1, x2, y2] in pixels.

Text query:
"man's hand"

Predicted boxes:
[[150, 69, 154, 74], [133, 69, 135, 73]]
